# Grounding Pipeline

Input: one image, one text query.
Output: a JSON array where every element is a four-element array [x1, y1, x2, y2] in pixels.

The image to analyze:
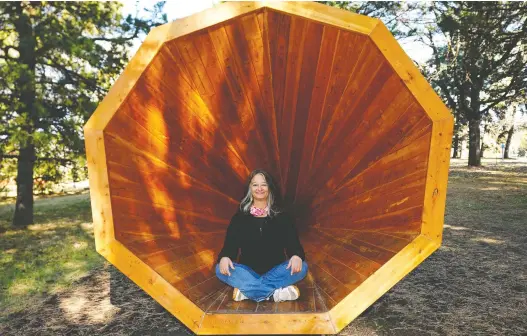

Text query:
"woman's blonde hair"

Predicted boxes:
[[240, 169, 281, 217]]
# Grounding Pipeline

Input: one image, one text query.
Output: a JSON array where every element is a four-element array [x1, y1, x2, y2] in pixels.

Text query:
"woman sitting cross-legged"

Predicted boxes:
[[215, 169, 308, 302]]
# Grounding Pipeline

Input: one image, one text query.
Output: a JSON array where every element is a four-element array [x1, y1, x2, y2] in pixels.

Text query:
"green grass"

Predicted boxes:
[[0, 192, 104, 316]]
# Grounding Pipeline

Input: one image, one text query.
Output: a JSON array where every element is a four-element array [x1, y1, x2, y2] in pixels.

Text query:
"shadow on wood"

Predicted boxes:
[[84, 1, 453, 334]]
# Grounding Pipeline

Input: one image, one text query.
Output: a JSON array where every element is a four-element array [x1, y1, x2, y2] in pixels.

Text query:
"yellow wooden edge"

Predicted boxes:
[[264, 1, 379, 35], [83, 24, 171, 131], [421, 117, 454, 240], [329, 234, 440, 332], [165, 1, 265, 42], [101, 239, 205, 333], [369, 21, 452, 122], [84, 129, 115, 251], [198, 312, 335, 335]]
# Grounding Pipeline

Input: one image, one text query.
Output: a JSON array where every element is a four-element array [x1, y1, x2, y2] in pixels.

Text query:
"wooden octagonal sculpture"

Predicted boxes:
[[84, 1, 453, 334]]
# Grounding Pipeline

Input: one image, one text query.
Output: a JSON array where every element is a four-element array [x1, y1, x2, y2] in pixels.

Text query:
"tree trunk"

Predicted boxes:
[[504, 125, 514, 159], [468, 118, 482, 166], [452, 132, 460, 158], [13, 144, 35, 226], [12, 2, 37, 227], [480, 142, 485, 159]]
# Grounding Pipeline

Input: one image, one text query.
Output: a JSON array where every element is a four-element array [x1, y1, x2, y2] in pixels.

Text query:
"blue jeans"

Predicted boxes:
[[215, 260, 308, 302]]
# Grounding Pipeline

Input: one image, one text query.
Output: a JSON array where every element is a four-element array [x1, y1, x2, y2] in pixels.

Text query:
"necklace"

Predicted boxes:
[[250, 205, 269, 217]]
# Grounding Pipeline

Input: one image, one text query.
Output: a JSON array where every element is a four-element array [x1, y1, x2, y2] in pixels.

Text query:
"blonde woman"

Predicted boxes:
[[216, 169, 308, 302]]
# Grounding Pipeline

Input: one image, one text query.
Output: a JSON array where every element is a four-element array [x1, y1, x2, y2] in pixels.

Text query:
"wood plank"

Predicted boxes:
[[316, 231, 400, 260], [84, 24, 171, 131], [370, 22, 452, 121], [164, 2, 265, 41], [201, 286, 230, 313], [349, 231, 415, 253], [308, 263, 349, 310], [121, 85, 249, 186], [318, 206, 423, 233], [316, 174, 426, 220], [284, 20, 324, 204], [313, 129, 431, 206], [239, 13, 282, 179], [173, 267, 215, 295], [304, 232, 383, 277], [314, 285, 330, 312], [334, 104, 428, 189], [314, 39, 386, 164], [310, 64, 403, 196], [294, 278, 317, 313], [105, 113, 243, 200], [184, 276, 226, 305], [101, 240, 204, 333], [422, 118, 454, 240], [223, 16, 281, 177], [84, 129, 115, 251], [199, 312, 335, 334], [308, 249, 367, 292], [295, 25, 340, 204], [389, 114, 432, 153], [206, 22, 278, 176], [278, 15, 307, 189], [235, 298, 259, 313], [104, 135, 241, 205], [314, 167, 427, 213], [254, 299, 276, 313], [110, 196, 231, 235], [265, 2, 378, 36], [316, 185, 426, 226], [154, 249, 217, 286], [107, 162, 238, 218]]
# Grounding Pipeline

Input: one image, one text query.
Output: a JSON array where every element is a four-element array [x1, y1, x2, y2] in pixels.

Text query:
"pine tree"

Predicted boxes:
[[0, 1, 166, 226]]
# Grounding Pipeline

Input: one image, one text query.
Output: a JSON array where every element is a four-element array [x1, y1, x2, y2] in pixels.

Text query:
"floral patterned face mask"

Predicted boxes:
[[250, 205, 269, 217]]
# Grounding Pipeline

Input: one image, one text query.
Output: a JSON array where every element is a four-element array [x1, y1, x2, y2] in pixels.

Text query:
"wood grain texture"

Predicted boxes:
[[85, 2, 452, 334], [84, 130, 114, 251]]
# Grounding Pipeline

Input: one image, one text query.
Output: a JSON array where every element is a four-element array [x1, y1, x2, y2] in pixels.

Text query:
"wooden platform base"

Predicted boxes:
[[115, 229, 419, 316]]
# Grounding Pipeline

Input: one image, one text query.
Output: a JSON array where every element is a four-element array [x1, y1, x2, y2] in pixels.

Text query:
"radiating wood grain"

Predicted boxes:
[[284, 20, 324, 204], [278, 16, 308, 189], [267, 11, 291, 176], [295, 25, 340, 204], [86, 2, 452, 334]]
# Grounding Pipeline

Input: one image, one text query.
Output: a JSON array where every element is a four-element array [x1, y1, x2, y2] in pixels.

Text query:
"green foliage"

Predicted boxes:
[[423, 2, 527, 121], [0, 1, 166, 196], [317, 1, 412, 37]]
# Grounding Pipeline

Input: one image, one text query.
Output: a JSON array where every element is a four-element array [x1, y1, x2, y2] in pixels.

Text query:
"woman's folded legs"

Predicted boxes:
[[215, 261, 309, 302], [215, 263, 274, 302]]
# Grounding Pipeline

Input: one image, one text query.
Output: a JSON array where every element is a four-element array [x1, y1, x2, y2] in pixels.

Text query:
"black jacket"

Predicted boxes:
[[216, 211, 306, 274]]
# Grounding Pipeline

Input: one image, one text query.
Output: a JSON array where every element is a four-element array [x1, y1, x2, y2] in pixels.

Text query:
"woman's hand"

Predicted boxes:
[[286, 255, 303, 275], [219, 257, 235, 276]]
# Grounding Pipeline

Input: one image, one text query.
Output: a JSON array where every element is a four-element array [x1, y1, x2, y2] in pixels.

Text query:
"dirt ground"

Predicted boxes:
[[1, 160, 526, 336]]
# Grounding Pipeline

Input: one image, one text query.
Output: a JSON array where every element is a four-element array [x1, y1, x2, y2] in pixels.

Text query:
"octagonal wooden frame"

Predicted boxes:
[[84, 1, 453, 334]]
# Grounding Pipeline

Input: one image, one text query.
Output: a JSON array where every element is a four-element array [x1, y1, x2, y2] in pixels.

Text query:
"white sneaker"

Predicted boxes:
[[232, 288, 248, 301], [273, 285, 300, 302]]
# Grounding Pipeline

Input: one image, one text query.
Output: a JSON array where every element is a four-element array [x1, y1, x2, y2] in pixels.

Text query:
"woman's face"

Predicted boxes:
[[250, 173, 269, 203]]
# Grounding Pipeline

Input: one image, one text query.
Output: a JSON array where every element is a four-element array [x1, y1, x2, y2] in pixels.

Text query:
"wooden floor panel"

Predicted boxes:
[[118, 227, 416, 314], [207, 270, 326, 314]]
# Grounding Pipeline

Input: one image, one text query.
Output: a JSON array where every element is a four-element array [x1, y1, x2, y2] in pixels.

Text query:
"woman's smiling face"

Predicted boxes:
[[251, 173, 269, 203]]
